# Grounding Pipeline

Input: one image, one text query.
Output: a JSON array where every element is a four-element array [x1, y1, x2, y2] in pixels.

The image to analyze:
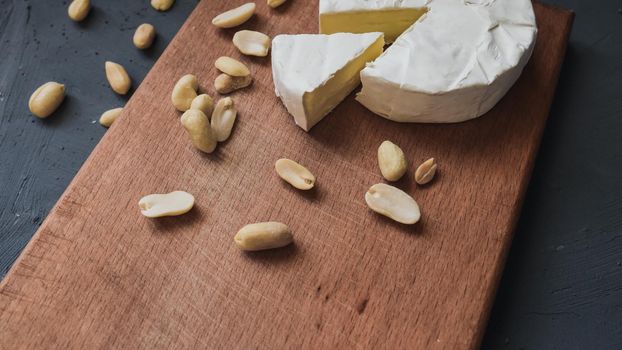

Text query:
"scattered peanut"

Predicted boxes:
[[151, 0, 175, 11], [190, 94, 214, 117], [215, 74, 252, 94], [234, 222, 293, 251], [211, 97, 237, 142], [180, 109, 217, 153], [415, 158, 438, 185], [378, 140, 407, 182], [105, 61, 131, 95], [139, 191, 194, 218], [275, 158, 315, 190], [365, 183, 421, 224], [28, 82, 65, 118], [212, 3, 256, 29], [68, 0, 91, 22], [171, 74, 199, 112], [215, 56, 250, 77], [99, 107, 123, 127], [133, 23, 156, 50], [233, 30, 271, 57], [267, 0, 288, 8]]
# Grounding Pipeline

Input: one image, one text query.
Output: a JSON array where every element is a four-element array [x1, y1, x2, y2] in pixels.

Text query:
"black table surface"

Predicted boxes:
[[1, 0, 621, 348]]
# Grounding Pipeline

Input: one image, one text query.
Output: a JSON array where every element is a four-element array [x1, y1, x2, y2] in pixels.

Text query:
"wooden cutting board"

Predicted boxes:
[[0, 1, 573, 349]]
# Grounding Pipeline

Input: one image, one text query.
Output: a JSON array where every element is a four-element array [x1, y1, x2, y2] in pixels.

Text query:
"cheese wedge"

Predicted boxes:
[[271, 32, 385, 131], [320, 0, 538, 123]]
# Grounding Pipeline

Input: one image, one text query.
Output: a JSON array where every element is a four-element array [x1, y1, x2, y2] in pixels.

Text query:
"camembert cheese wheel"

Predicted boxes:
[[320, 0, 538, 123]]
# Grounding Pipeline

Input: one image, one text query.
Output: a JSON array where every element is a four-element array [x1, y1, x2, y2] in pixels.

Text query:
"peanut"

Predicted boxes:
[[68, 0, 91, 22], [139, 191, 194, 218], [233, 30, 271, 57], [211, 97, 237, 142], [275, 158, 315, 190], [171, 74, 199, 112], [267, 0, 288, 8], [99, 107, 123, 127], [234, 222, 293, 251], [180, 109, 217, 153], [215, 56, 250, 77], [415, 158, 438, 185], [212, 3, 256, 29], [378, 140, 407, 182], [214, 74, 252, 95], [151, 0, 174, 11], [133, 23, 156, 50], [365, 183, 421, 224], [28, 82, 65, 118], [190, 94, 214, 117], [105, 61, 131, 95]]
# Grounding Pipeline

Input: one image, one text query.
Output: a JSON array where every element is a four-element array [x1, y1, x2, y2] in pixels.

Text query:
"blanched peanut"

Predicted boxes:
[[212, 3, 256, 29], [267, 0, 288, 8], [210, 97, 237, 142], [171, 74, 199, 111], [365, 183, 421, 224], [234, 222, 293, 251], [105, 61, 131, 95], [99, 107, 123, 127], [190, 94, 214, 117], [377, 140, 407, 182], [68, 0, 91, 22], [151, 0, 174, 11], [28, 82, 65, 118], [139, 191, 194, 218], [275, 158, 315, 190], [233, 30, 271, 57], [214, 74, 252, 95], [133, 23, 156, 49], [215, 56, 250, 77], [415, 158, 438, 185], [180, 109, 217, 153]]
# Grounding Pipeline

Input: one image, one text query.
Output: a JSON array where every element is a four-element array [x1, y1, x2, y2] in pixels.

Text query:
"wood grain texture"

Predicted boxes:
[[0, 1, 573, 349]]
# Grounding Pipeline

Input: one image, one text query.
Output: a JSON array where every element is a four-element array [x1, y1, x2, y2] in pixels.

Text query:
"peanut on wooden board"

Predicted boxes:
[[233, 30, 271, 57], [378, 140, 407, 182], [190, 94, 214, 117], [28, 82, 65, 118], [212, 3, 256, 29], [99, 107, 123, 128], [275, 158, 316, 190], [365, 183, 421, 225], [267, 0, 288, 8], [180, 109, 217, 153], [68, 0, 91, 22], [211, 97, 237, 142], [139, 191, 194, 218], [234, 222, 293, 251], [214, 74, 252, 95], [415, 158, 438, 185], [133, 23, 156, 50], [215, 57, 250, 77], [151, 0, 175, 11], [171, 74, 199, 111], [105, 61, 131, 95]]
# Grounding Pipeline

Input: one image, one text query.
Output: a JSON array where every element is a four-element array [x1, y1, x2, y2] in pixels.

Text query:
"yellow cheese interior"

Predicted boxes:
[[320, 8, 427, 43], [301, 35, 385, 130]]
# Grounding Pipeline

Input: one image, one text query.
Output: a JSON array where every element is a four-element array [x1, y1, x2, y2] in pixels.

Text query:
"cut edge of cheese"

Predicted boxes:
[[319, 7, 427, 43], [272, 32, 385, 131]]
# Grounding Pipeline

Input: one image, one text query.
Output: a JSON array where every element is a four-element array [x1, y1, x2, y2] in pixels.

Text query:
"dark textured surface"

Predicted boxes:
[[0, 0, 619, 349], [482, 1, 622, 349]]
